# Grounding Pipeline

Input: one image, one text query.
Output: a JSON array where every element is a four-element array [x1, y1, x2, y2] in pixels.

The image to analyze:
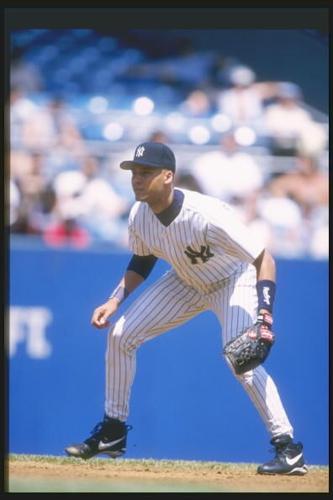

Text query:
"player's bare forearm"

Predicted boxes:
[[119, 269, 146, 295], [91, 270, 145, 329], [253, 249, 276, 282]]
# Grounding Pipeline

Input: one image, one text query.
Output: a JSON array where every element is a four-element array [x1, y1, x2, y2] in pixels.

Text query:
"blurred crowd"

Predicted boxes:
[[8, 29, 329, 259]]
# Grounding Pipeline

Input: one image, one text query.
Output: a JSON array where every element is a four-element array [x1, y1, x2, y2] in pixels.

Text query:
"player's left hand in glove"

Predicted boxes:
[[223, 312, 275, 375]]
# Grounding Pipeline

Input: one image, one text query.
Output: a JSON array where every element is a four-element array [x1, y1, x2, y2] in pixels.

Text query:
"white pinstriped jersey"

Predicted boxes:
[[128, 188, 264, 293], [105, 187, 294, 438]]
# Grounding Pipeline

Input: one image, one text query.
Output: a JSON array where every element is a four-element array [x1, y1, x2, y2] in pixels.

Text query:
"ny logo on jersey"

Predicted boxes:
[[184, 245, 214, 264], [135, 146, 145, 158]]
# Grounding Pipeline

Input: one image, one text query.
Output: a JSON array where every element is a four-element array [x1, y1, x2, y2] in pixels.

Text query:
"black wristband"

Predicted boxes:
[[256, 280, 276, 313], [109, 285, 129, 304]]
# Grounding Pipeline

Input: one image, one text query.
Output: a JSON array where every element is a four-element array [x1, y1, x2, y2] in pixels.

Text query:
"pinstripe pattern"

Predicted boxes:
[[207, 265, 293, 438], [105, 270, 206, 420], [105, 188, 293, 438], [128, 189, 264, 293]]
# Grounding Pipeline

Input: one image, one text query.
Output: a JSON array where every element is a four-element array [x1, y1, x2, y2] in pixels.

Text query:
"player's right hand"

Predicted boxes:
[[91, 300, 119, 329]]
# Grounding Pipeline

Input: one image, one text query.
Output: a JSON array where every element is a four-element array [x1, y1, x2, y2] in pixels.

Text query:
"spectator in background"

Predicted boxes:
[[266, 154, 328, 214], [231, 190, 274, 253], [179, 88, 213, 117], [18, 98, 60, 150], [266, 154, 328, 259], [50, 155, 129, 246], [216, 65, 279, 129], [191, 132, 264, 202], [78, 155, 129, 244], [43, 168, 89, 247], [148, 130, 170, 143], [10, 150, 55, 236], [309, 221, 329, 260], [263, 82, 327, 157], [10, 90, 86, 179], [10, 88, 39, 148], [256, 192, 305, 258], [174, 170, 203, 193], [10, 149, 36, 188], [47, 96, 87, 154], [10, 202, 42, 236], [297, 120, 327, 160], [16, 95, 87, 161], [43, 203, 91, 249], [12, 152, 47, 205]]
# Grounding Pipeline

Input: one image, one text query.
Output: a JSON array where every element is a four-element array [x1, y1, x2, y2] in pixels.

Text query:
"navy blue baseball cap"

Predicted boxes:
[[120, 142, 176, 172]]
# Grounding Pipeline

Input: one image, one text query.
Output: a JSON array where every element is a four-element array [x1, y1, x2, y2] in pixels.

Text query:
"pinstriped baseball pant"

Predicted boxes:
[[105, 266, 293, 439]]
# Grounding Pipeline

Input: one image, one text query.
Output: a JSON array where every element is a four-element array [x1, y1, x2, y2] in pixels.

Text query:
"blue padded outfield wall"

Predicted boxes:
[[8, 240, 329, 465]]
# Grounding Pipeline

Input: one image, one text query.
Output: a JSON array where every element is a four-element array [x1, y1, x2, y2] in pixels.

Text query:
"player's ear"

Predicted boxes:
[[164, 169, 174, 185]]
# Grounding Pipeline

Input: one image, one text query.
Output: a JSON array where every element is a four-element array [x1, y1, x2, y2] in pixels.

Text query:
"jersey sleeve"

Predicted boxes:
[[207, 201, 264, 262], [128, 203, 152, 256]]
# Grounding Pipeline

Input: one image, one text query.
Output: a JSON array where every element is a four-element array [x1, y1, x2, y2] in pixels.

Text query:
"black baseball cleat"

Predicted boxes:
[[65, 415, 132, 459], [257, 434, 308, 475]]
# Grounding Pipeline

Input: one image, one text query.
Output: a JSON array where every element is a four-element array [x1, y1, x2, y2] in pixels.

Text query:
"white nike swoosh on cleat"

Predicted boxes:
[[285, 453, 303, 466], [98, 437, 124, 451], [65, 447, 77, 454]]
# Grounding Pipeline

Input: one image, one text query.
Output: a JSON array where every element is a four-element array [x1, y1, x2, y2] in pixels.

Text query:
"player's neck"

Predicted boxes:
[[149, 188, 174, 214]]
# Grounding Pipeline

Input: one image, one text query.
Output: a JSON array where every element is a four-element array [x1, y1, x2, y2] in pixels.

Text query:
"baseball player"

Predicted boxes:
[[65, 142, 307, 475]]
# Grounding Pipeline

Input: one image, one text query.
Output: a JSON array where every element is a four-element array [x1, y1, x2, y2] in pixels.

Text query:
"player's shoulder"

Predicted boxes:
[[180, 188, 233, 216], [128, 201, 147, 223]]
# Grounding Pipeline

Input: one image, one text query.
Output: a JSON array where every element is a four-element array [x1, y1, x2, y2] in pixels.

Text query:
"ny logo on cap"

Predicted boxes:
[[136, 146, 145, 158]]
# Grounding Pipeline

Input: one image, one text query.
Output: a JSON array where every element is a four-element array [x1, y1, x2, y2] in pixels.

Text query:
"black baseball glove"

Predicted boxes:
[[223, 313, 275, 375]]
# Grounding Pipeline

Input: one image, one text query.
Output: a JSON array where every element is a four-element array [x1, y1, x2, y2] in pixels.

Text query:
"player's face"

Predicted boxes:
[[130, 165, 172, 204]]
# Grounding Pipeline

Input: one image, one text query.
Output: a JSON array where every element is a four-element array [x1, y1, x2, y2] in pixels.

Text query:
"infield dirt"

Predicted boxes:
[[7, 455, 329, 493]]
